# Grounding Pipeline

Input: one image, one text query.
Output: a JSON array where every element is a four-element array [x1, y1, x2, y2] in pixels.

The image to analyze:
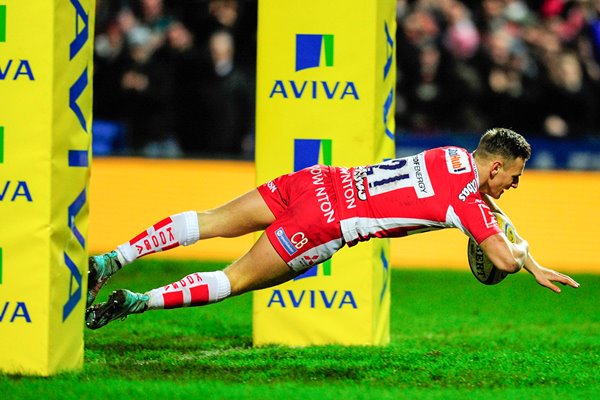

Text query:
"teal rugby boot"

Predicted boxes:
[[85, 289, 149, 330], [87, 251, 122, 308]]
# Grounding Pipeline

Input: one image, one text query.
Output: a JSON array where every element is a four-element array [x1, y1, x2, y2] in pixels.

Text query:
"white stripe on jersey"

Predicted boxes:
[[340, 216, 449, 243], [339, 204, 482, 244], [446, 205, 481, 243]]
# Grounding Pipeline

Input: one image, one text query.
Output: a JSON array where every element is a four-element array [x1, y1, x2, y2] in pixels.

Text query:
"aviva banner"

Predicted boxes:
[[254, 0, 396, 346], [0, 0, 94, 375]]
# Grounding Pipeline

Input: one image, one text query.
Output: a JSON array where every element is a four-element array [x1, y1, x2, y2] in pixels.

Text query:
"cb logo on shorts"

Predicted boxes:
[[290, 232, 308, 250]]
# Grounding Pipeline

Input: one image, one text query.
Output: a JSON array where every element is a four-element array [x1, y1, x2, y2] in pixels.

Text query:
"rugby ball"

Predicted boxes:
[[467, 212, 516, 285]]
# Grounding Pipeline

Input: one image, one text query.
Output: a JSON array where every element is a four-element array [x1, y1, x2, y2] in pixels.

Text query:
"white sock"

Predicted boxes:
[[116, 211, 200, 265], [146, 271, 231, 309]]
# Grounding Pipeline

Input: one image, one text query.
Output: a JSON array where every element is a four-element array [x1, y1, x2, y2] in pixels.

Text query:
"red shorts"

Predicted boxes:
[[257, 165, 345, 271]]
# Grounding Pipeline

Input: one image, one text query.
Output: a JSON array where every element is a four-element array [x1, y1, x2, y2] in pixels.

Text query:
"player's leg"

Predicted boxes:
[[85, 232, 296, 330], [87, 189, 275, 307], [198, 188, 276, 239]]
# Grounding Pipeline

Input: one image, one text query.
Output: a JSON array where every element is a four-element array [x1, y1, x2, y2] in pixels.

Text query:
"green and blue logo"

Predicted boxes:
[[269, 34, 359, 100], [295, 34, 334, 71], [293, 138, 332, 171]]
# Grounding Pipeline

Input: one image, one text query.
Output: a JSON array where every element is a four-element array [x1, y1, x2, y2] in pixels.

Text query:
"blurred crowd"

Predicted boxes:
[[94, 0, 256, 158], [93, 0, 600, 158], [396, 0, 600, 139]]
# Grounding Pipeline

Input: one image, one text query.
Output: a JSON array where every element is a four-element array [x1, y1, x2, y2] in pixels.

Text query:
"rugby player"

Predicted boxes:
[[85, 127, 579, 329]]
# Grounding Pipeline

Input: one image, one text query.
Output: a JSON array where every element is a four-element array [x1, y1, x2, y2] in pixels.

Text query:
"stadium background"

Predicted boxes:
[[90, 0, 600, 273], [0, 0, 598, 391]]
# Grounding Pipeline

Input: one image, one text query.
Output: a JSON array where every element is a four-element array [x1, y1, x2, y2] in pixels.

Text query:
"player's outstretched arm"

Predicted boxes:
[[479, 232, 528, 273], [482, 194, 580, 293], [523, 255, 580, 294]]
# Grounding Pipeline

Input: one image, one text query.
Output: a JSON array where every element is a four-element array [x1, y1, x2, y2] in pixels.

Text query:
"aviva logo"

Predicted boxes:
[[295, 34, 334, 71], [269, 34, 359, 100], [293, 138, 332, 281]]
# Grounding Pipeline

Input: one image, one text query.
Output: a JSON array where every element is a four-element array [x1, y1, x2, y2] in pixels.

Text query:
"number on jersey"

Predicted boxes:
[[365, 154, 434, 199]]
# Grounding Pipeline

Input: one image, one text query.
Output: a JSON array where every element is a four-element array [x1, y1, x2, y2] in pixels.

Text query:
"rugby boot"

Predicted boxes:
[[85, 289, 149, 330], [87, 251, 122, 308]]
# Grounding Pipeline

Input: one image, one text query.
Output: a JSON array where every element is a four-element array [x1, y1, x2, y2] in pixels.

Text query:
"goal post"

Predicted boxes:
[[253, 0, 396, 346], [0, 0, 94, 375]]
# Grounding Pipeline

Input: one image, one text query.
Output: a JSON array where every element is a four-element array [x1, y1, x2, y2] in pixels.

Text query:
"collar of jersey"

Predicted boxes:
[[470, 152, 480, 190]]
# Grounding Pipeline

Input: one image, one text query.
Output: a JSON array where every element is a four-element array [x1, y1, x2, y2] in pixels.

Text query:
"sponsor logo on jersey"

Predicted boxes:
[[293, 139, 336, 223], [411, 153, 434, 198], [338, 167, 356, 210], [459, 178, 478, 201], [275, 227, 298, 256], [266, 180, 277, 193], [478, 201, 497, 229], [353, 166, 368, 200], [310, 165, 335, 223], [445, 148, 471, 174], [290, 231, 308, 251]]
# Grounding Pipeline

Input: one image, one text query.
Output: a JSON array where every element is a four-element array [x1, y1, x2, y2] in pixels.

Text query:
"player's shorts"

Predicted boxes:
[[257, 165, 345, 272]]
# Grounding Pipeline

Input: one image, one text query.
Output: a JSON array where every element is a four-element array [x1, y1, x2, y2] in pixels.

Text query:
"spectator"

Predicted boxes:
[[195, 30, 254, 158], [120, 26, 181, 157], [396, 7, 450, 133], [94, 20, 128, 124], [442, 0, 481, 60], [440, 0, 488, 131], [540, 51, 598, 137], [162, 21, 207, 156], [479, 27, 543, 134]]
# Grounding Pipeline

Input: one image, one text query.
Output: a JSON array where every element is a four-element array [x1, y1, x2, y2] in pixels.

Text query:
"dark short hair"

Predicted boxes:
[[475, 128, 531, 162]]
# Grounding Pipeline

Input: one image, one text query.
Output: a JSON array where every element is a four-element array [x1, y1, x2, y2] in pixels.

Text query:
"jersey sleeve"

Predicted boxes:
[[453, 199, 502, 244]]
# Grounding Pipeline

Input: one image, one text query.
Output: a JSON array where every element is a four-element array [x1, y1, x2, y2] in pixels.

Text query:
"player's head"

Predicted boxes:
[[474, 128, 531, 199], [475, 128, 531, 162]]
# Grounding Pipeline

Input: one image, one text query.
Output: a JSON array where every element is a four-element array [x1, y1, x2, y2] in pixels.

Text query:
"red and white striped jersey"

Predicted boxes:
[[330, 147, 501, 246]]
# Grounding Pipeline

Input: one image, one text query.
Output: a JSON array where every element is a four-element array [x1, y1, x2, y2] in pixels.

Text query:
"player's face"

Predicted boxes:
[[488, 157, 525, 199]]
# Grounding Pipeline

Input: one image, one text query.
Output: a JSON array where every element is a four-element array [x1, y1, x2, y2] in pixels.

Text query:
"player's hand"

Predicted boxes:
[[534, 266, 580, 294]]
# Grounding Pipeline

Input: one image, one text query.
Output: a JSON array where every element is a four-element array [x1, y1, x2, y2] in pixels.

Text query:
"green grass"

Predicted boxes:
[[1, 260, 598, 399]]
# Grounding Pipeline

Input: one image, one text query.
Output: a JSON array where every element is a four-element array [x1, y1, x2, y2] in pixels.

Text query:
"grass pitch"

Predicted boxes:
[[1, 260, 598, 399]]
